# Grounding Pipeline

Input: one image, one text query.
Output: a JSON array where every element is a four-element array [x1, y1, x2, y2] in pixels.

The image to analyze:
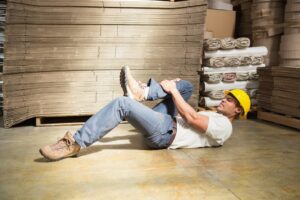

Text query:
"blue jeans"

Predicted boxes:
[[73, 79, 193, 149]]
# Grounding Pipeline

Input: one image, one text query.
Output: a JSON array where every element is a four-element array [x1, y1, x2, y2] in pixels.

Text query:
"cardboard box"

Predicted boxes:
[[205, 9, 236, 38]]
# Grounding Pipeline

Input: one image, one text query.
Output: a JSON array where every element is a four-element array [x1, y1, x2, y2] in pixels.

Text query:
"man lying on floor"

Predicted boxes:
[[39, 66, 251, 161]]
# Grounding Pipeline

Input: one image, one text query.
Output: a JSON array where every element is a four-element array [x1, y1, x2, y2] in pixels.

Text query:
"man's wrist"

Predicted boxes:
[[170, 88, 179, 95]]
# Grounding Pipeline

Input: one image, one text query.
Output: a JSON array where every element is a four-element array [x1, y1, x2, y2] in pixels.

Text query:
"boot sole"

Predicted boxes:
[[120, 66, 134, 99], [120, 66, 128, 96], [120, 66, 142, 100], [39, 149, 78, 162]]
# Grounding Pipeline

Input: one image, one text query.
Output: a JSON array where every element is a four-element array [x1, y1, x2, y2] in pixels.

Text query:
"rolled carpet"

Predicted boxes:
[[204, 81, 259, 92], [224, 56, 241, 67], [240, 56, 253, 66], [206, 90, 225, 100], [203, 73, 223, 83], [236, 72, 250, 81], [204, 38, 222, 51], [223, 72, 237, 83], [249, 72, 259, 80], [205, 57, 225, 68], [221, 37, 236, 50], [251, 56, 264, 65], [235, 37, 251, 49]]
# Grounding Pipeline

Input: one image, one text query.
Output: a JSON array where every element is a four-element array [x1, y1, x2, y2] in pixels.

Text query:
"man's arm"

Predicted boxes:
[[160, 80, 209, 132]]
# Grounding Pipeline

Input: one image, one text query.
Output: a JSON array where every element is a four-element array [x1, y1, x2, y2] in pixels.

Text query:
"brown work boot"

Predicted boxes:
[[39, 131, 81, 161], [120, 65, 146, 101]]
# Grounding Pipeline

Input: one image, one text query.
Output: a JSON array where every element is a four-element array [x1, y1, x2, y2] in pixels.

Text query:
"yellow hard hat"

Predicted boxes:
[[225, 89, 251, 119]]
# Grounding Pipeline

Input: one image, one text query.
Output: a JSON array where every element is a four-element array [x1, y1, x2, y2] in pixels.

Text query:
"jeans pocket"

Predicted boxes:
[[145, 131, 172, 149]]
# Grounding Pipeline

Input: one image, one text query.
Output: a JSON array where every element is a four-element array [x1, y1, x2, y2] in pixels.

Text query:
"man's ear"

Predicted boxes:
[[235, 106, 242, 115]]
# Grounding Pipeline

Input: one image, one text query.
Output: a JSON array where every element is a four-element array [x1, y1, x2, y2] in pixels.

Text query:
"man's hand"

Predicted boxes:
[[172, 78, 181, 82], [160, 80, 177, 94]]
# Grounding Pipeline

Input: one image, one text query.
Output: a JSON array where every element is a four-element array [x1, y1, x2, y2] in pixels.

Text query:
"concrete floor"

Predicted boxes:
[[0, 119, 299, 200]]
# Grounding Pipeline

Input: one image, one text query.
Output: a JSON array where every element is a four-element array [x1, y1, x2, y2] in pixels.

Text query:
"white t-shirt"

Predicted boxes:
[[168, 111, 232, 149]]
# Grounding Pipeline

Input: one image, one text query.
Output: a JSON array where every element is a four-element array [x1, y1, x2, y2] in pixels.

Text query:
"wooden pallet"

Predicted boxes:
[[36, 115, 91, 127], [257, 109, 300, 130]]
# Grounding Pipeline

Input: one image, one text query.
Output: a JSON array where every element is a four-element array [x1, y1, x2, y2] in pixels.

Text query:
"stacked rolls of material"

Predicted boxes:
[[204, 37, 251, 51], [205, 55, 264, 67], [200, 37, 267, 108], [208, 0, 233, 10], [251, 0, 285, 67], [3, 0, 207, 128], [257, 0, 300, 122]]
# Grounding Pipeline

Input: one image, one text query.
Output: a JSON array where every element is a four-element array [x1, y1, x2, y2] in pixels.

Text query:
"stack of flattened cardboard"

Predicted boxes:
[[257, 67, 300, 118], [257, 0, 300, 128], [0, 76, 2, 115], [279, 0, 300, 68], [200, 37, 268, 108], [234, 0, 253, 38], [251, 0, 285, 67], [0, 0, 4, 68], [0, 0, 5, 115], [3, 0, 207, 128]]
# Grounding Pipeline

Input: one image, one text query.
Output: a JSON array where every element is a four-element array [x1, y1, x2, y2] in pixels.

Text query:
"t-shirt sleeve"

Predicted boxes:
[[205, 115, 232, 145]]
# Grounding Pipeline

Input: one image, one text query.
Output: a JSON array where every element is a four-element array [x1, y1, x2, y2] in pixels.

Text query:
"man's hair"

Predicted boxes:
[[234, 107, 244, 119], [229, 93, 244, 119]]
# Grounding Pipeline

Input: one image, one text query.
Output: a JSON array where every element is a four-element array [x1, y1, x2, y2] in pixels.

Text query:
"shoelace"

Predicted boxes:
[[129, 80, 146, 101], [54, 137, 73, 151], [137, 81, 147, 89]]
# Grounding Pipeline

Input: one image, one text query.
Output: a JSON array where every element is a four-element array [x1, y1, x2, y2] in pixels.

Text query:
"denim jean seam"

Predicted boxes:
[[73, 134, 86, 148]]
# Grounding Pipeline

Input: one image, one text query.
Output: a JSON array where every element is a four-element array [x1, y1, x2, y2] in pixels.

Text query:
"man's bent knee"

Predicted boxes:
[[178, 80, 193, 92], [114, 96, 132, 104], [113, 96, 135, 108]]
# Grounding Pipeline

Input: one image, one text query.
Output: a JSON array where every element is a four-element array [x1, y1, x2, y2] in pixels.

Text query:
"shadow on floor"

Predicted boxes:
[[34, 133, 149, 163], [0, 116, 36, 128]]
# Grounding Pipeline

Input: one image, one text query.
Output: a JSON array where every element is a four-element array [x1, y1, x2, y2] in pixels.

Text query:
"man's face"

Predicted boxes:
[[217, 95, 242, 118]]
